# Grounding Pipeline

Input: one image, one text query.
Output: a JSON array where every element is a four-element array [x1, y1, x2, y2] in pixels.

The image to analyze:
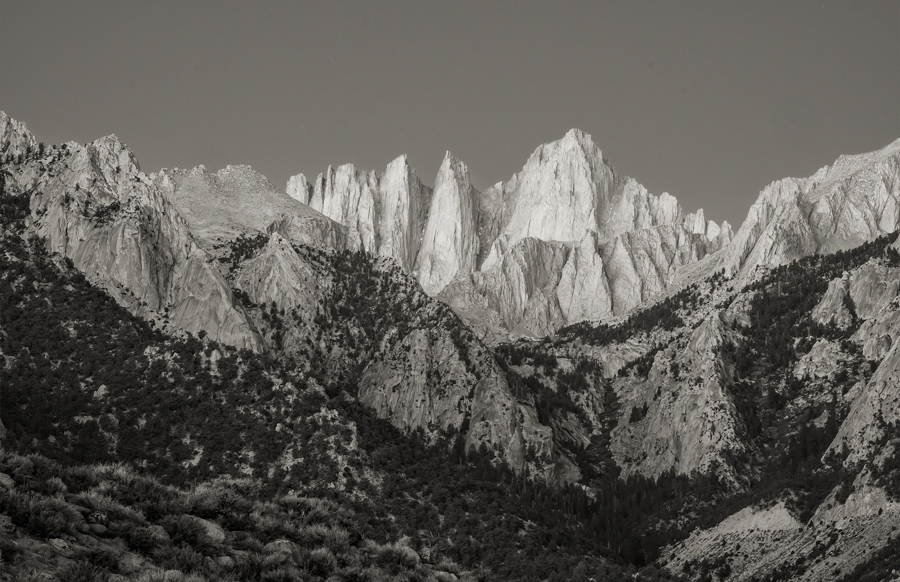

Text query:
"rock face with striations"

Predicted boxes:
[[288, 155, 432, 271], [0, 111, 263, 350], [443, 130, 731, 336], [816, 258, 900, 465], [154, 164, 347, 257], [288, 129, 731, 336], [415, 153, 481, 295], [610, 311, 750, 485], [0, 113, 37, 157], [724, 138, 900, 279]]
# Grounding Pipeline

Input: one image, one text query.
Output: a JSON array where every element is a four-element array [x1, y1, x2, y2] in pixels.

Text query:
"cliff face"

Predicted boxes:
[[154, 164, 347, 257], [288, 155, 432, 271], [725, 138, 900, 278], [0, 114, 263, 351], [377, 155, 433, 272], [490, 128, 622, 247], [451, 130, 731, 336], [290, 129, 731, 336], [415, 153, 480, 295], [610, 312, 750, 485], [814, 260, 900, 465], [357, 328, 554, 471], [0, 112, 37, 157]]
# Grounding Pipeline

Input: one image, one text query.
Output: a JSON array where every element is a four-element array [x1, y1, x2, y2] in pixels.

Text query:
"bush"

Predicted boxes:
[[231, 552, 267, 580], [72, 547, 121, 572], [374, 543, 421, 575], [308, 547, 337, 577], [161, 514, 207, 548], [126, 525, 165, 554], [27, 496, 74, 538], [261, 563, 304, 582], [56, 560, 110, 582], [0, 535, 21, 564], [153, 544, 209, 576], [76, 491, 146, 523], [62, 465, 100, 493]]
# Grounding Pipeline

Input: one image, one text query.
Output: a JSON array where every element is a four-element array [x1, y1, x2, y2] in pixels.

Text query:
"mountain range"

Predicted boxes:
[[1, 110, 899, 581]]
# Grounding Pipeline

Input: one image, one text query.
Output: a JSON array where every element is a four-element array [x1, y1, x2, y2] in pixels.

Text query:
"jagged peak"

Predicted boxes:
[[81, 134, 143, 175], [386, 153, 409, 168], [561, 127, 597, 148], [529, 128, 611, 166], [0, 111, 37, 155], [383, 154, 420, 182], [438, 151, 472, 180]]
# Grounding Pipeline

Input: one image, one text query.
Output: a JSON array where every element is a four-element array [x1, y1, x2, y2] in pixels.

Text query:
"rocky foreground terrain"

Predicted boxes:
[[2, 110, 900, 581]]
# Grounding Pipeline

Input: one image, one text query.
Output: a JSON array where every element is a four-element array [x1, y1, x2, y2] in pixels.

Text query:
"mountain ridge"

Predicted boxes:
[[3, 109, 900, 581]]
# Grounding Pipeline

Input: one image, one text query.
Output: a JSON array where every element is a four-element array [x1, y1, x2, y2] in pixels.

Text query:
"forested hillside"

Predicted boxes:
[[3, 119, 900, 580], [1, 191, 681, 580]]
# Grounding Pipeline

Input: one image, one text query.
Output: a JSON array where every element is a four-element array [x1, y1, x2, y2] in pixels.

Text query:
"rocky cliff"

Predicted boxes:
[[1, 112, 263, 350], [289, 129, 732, 336], [724, 138, 900, 279], [415, 153, 480, 295], [154, 164, 347, 257], [288, 155, 432, 271]]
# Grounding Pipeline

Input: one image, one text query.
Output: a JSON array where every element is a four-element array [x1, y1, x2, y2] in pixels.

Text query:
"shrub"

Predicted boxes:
[[1, 454, 34, 485], [62, 465, 99, 493], [26, 496, 74, 538], [77, 491, 146, 523], [308, 547, 337, 577], [436, 558, 461, 575], [296, 523, 350, 553], [45, 476, 68, 496], [374, 542, 421, 575], [56, 560, 110, 582], [0, 535, 21, 564], [153, 544, 209, 576], [231, 531, 265, 553], [161, 514, 207, 548], [126, 525, 163, 553], [279, 495, 334, 525], [231, 552, 267, 580], [72, 547, 121, 572]]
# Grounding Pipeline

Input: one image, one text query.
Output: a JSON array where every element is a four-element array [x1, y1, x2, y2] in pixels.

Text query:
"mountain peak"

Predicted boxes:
[[1, 111, 38, 158], [562, 127, 592, 143]]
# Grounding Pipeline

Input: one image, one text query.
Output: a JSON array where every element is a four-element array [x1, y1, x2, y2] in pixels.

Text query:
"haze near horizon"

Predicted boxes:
[[1, 1, 897, 227]]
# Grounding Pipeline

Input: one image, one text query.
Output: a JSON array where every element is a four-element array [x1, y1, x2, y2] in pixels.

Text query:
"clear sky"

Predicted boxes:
[[1, 1, 897, 227]]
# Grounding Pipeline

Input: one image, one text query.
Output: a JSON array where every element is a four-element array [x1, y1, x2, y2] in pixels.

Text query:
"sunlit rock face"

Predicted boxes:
[[725, 138, 900, 278], [287, 129, 730, 335], [154, 164, 346, 256], [0, 112, 263, 351], [0, 112, 36, 157], [443, 130, 730, 335], [233, 232, 322, 314], [415, 153, 480, 295], [490, 129, 622, 247], [286, 173, 312, 205], [289, 155, 432, 271], [377, 155, 433, 272]]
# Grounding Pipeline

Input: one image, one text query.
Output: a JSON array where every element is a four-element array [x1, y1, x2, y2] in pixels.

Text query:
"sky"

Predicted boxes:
[[1, 1, 898, 228]]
